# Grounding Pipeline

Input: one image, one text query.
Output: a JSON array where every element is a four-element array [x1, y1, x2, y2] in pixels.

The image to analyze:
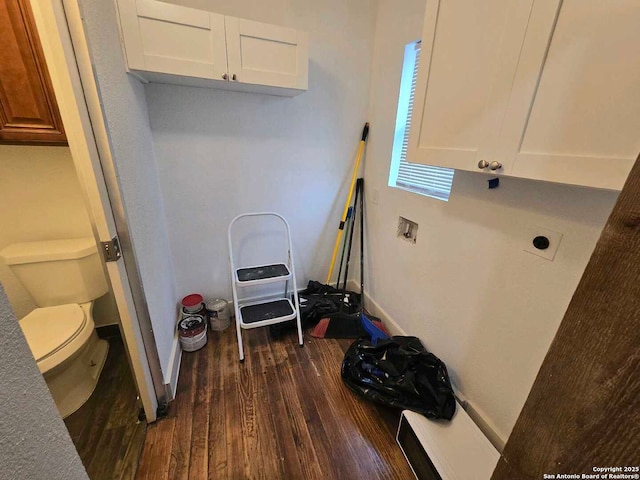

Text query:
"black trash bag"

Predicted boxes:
[[341, 336, 456, 420], [269, 281, 360, 339], [300, 281, 360, 321], [299, 287, 359, 323]]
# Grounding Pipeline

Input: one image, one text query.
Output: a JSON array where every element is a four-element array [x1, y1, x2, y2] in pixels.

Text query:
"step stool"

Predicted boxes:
[[228, 212, 303, 362]]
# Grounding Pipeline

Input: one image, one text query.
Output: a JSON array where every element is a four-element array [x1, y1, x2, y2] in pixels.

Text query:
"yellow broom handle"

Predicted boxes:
[[326, 123, 369, 284]]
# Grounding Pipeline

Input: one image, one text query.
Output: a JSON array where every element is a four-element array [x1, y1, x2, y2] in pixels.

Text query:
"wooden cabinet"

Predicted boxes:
[[115, 0, 308, 96], [0, 0, 66, 145], [408, 0, 640, 190]]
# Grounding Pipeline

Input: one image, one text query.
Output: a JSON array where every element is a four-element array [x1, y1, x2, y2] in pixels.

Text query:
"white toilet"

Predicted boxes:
[[0, 237, 110, 418]]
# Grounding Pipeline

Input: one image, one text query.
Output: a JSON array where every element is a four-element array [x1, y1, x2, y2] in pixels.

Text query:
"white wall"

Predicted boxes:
[[145, 0, 377, 300], [78, 0, 178, 376], [0, 284, 88, 480], [0, 145, 119, 327], [364, 0, 619, 446]]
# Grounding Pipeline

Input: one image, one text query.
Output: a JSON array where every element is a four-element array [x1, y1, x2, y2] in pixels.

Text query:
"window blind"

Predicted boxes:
[[392, 42, 454, 201]]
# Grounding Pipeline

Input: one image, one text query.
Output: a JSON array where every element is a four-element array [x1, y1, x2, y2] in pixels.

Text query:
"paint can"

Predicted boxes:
[[181, 293, 208, 325], [181, 293, 205, 314], [178, 314, 207, 352], [206, 299, 230, 331]]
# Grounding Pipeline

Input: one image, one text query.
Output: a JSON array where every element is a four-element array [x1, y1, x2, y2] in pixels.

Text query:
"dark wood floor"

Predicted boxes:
[[65, 335, 146, 480], [136, 326, 414, 480]]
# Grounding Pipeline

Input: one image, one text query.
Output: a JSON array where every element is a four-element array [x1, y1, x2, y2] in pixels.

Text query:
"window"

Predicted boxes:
[[388, 41, 454, 201]]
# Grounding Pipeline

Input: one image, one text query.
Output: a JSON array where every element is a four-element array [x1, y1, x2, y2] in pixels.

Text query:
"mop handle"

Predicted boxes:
[[326, 123, 369, 284]]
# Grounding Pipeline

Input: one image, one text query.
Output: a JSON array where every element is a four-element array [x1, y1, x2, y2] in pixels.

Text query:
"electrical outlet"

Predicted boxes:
[[398, 217, 418, 244], [523, 226, 563, 261], [371, 188, 379, 205]]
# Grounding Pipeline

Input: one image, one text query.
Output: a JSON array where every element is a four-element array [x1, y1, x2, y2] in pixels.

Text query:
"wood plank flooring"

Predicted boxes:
[[64, 335, 146, 480], [137, 326, 414, 479]]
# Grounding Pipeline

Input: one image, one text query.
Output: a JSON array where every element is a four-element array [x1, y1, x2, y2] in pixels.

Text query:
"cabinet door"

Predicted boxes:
[[0, 0, 66, 145], [116, 0, 227, 80], [224, 17, 308, 90], [407, 0, 533, 172], [503, 0, 640, 190]]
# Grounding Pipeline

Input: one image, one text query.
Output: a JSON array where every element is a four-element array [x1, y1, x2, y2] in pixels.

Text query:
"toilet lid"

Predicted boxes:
[[20, 304, 87, 362]]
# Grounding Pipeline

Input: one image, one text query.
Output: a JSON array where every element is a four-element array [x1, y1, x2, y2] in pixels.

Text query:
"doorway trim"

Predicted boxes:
[[30, 0, 166, 421]]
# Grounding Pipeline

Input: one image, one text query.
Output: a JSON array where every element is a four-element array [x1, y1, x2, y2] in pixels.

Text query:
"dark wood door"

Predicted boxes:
[[0, 0, 66, 145]]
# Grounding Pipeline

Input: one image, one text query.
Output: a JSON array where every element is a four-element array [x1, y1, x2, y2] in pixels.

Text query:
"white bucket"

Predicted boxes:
[[206, 299, 231, 331], [180, 328, 207, 352]]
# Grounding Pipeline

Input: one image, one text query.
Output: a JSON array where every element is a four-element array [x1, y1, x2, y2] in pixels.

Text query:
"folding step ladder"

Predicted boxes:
[[228, 212, 303, 362]]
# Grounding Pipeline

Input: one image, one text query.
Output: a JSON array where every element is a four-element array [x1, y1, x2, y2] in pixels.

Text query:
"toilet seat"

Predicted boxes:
[[20, 304, 93, 374]]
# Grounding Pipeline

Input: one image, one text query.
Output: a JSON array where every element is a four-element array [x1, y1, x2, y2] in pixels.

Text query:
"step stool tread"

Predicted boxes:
[[240, 299, 294, 324], [237, 263, 290, 282]]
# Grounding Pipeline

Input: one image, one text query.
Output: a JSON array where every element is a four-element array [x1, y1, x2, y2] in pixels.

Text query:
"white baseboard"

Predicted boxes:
[[347, 279, 507, 451], [164, 329, 182, 400], [462, 400, 507, 452], [346, 280, 407, 336]]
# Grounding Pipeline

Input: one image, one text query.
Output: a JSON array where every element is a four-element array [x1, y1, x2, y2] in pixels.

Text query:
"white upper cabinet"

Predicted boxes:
[[225, 17, 308, 91], [115, 0, 308, 96], [408, 0, 640, 190], [116, 0, 227, 80], [503, 0, 640, 189], [408, 0, 534, 173]]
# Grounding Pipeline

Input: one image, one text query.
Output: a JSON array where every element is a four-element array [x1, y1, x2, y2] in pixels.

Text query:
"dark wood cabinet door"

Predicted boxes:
[[0, 0, 66, 145]]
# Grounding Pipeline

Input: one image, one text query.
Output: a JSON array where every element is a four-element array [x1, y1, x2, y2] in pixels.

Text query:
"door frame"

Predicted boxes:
[[30, 0, 166, 421]]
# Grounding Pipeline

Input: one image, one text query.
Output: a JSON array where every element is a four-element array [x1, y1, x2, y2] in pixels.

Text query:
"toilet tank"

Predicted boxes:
[[0, 238, 109, 307]]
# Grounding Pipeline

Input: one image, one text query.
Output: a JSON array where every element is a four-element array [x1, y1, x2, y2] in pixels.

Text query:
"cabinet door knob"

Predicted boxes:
[[489, 161, 502, 171], [232, 73, 237, 81], [478, 160, 489, 169], [222, 73, 228, 80]]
